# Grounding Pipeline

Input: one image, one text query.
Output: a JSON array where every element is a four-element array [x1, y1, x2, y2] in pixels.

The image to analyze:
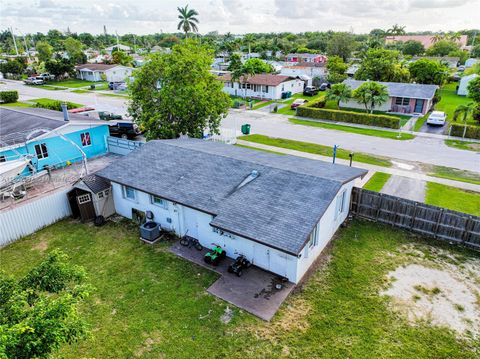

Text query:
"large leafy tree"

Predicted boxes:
[[408, 59, 448, 85], [326, 83, 352, 107], [35, 41, 53, 63], [402, 40, 425, 56], [0, 250, 90, 359], [111, 50, 133, 66], [355, 48, 410, 82], [128, 40, 230, 139], [426, 40, 460, 56], [227, 53, 242, 72], [467, 76, 480, 102], [353, 81, 389, 113], [45, 58, 74, 79], [177, 5, 199, 38], [326, 32, 355, 61], [326, 55, 348, 83]]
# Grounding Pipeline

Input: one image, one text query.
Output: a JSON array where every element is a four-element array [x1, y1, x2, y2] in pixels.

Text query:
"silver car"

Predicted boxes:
[[426, 111, 446, 126]]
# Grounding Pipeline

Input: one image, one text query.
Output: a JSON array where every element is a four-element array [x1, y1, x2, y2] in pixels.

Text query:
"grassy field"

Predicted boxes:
[[235, 144, 286, 155], [36, 85, 65, 91], [238, 134, 392, 167], [46, 79, 106, 88], [363, 172, 392, 192], [289, 118, 415, 140], [0, 220, 477, 358], [429, 165, 480, 185], [71, 89, 91, 94], [425, 182, 480, 216], [444, 139, 480, 152], [0, 101, 33, 107], [436, 82, 477, 126], [413, 113, 429, 131]]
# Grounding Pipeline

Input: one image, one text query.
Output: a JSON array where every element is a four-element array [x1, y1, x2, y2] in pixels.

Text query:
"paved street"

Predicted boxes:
[[225, 110, 480, 173]]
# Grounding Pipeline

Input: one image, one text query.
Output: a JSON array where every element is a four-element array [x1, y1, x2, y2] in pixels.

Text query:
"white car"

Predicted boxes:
[[24, 77, 44, 85], [426, 111, 447, 126]]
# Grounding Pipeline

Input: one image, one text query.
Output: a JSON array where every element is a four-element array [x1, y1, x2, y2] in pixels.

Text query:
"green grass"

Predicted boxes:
[[324, 103, 412, 127], [46, 79, 106, 88], [98, 92, 129, 98], [235, 144, 286, 155], [238, 134, 392, 167], [426, 182, 480, 216], [30, 98, 83, 108], [0, 220, 477, 358], [289, 118, 415, 140], [36, 85, 65, 91], [413, 113, 429, 131], [70, 89, 91, 94], [435, 82, 476, 126], [429, 165, 480, 185], [363, 172, 392, 192], [0, 101, 33, 108], [252, 100, 274, 110], [444, 139, 480, 152]]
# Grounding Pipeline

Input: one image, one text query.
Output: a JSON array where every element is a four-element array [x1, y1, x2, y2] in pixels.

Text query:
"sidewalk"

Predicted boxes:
[[237, 140, 480, 193]]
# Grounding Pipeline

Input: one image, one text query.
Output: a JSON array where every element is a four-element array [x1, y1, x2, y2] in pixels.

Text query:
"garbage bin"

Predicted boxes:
[[241, 124, 251, 135], [90, 84, 95, 90], [287, 91, 292, 98], [281, 92, 287, 99]]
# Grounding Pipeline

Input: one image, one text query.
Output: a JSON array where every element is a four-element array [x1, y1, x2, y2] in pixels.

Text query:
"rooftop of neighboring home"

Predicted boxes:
[[286, 53, 326, 58], [218, 73, 296, 86], [75, 63, 123, 71], [0, 107, 106, 148], [105, 44, 132, 51], [343, 79, 438, 100], [97, 139, 366, 255], [385, 34, 468, 48]]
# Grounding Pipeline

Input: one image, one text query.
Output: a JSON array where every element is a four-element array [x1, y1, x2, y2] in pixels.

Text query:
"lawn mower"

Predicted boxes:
[[204, 245, 226, 266], [228, 255, 251, 277]]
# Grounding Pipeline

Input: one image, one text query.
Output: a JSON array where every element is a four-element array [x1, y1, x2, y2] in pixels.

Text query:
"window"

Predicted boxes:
[[395, 97, 410, 106], [0, 156, 5, 163], [123, 186, 136, 200], [336, 190, 347, 219], [308, 223, 318, 248], [151, 195, 168, 209], [77, 193, 91, 204], [104, 189, 110, 196], [34, 143, 48, 159], [80, 132, 91, 147]]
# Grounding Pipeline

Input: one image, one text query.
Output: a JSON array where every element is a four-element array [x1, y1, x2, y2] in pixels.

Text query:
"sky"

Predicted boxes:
[[1, 0, 479, 35]]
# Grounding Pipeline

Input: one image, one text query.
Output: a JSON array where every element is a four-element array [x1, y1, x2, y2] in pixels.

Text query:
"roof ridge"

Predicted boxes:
[[0, 107, 65, 123]]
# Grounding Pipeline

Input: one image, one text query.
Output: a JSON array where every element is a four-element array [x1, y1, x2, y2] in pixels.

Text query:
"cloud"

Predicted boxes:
[[409, 0, 472, 8]]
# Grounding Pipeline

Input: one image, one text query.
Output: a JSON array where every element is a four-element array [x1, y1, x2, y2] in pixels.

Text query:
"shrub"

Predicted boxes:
[[297, 103, 400, 129], [449, 124, 480, 139], [33, 99, 81, 111], [310, 99, 326, 108], [0, 90, 19, 103]]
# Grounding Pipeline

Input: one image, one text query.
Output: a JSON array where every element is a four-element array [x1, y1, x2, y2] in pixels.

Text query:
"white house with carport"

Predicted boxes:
[[341, 79, 438, 115], [457, 74, 478, 96], [75, 64, 134, 82], [97, 139, 366, 284], [219, 73, 305, 100]]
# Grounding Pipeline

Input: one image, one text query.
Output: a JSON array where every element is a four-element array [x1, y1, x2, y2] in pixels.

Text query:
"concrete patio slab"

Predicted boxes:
[[170, 242, 295, 321]]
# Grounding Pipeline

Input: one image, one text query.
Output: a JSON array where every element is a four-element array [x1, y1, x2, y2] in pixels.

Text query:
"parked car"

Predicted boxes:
[[426, 111, 447, 126], [98, 111, 123, 121], [115, 83, 128, 91], [458, 65, 465, 72], [24, 77, 44, 85], [108, 81, 126, 90], [108, 121, 141, 139], [291, 98, 308, 109], [37, 73, 55, 81], [319, 83, 331, 91], [303, 86, 319, 96]]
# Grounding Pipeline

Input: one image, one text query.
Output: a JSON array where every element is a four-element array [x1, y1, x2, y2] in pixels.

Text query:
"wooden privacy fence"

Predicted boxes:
[[350, 187, 480, 250]]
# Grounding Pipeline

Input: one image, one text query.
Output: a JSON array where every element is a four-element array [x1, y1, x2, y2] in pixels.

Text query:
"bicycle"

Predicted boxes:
[[179, 234, 203, 251]]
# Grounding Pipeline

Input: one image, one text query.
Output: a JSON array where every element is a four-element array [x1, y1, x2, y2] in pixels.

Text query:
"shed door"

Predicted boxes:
[[77, 193, 96, 222], [270, 252, 288, 278]]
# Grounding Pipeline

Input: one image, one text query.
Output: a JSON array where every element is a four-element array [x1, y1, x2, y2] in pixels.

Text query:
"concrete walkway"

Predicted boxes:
[[236, 140, 480, 193], [381, 175, 426, 202]]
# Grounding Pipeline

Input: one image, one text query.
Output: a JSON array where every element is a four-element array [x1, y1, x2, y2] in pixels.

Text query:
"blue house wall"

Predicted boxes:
[[0, 125, 110, 173]]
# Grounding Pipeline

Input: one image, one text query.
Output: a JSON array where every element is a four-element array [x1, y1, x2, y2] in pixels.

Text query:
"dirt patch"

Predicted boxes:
[[382, 263, 480, 337], [134, 330, 163, 358], [31, 235, 49, 252]]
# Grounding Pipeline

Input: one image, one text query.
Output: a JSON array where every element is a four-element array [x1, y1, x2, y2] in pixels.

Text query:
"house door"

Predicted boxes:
[[414, 99, 424, 113]]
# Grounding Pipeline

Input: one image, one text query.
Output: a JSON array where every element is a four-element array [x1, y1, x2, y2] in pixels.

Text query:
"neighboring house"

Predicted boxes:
[[0, 107, 110, 175], [385, 35, 468, 49], [457, 74, 478, 96], [341, 79, 438, 115], [286, 53, 327, 64], [465, 58, 480, 68], [219, 73, 305, 100], [346, 64, 360, 77], [410, 56, 460, 68], [97, 139, 366, 283], [280, 64, 327, 83], [105, 44, 132, 55], [75, 64, 134, 82]]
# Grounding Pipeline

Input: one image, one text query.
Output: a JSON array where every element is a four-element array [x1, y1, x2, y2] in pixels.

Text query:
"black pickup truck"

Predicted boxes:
[[99, 111, 140, 139]]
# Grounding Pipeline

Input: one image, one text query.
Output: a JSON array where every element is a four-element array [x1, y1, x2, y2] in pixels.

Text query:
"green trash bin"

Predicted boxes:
[[241, 124, 251, 135], [287, 91, 292, 98]]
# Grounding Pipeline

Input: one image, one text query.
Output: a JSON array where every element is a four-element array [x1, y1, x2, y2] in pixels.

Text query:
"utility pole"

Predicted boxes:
[[10, 27, 19, 56]]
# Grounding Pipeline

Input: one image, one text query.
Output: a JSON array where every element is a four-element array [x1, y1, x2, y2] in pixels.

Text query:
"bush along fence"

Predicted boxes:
[[297, 101, 401, 129], [350, 187, 480, 250], [0, 90, 19, 103], [449, 123, 480, 140]]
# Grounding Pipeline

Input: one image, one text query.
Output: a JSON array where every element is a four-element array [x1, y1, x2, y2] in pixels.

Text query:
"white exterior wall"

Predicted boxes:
[[105, 67, 134, 82], [77, 70, 102, 81], [340, 98, 393, 112], [280, 67, 326, 79], [223, 79, 304, 100], [110, 182, 298, 281], [458, 74, 478, 96], [295, 181, 355, 283]]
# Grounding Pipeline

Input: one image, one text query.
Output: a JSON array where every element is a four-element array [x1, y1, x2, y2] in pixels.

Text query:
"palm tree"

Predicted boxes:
[[387, 24, 406, 39], [453, 103, 474, 137], [177, 5, 199, 38], [353, 82, 389, 114], [448, 32, 462, 43], [431, 34, 444, 43], [326, 83, 352, 108], [243, 34, 256, 56]]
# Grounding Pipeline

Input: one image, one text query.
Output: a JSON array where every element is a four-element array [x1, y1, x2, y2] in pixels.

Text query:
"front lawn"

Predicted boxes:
[[238, 134, 392, 167], [46, 79, 106, 88], [435, 82, 477, 126], [425, 182, 480, 216], [363, 172, 392, 192], [444, 139, 480, 152], [289, 118, 415, 140], [428, 165, 480, 185], [1, 220, 477, 358]]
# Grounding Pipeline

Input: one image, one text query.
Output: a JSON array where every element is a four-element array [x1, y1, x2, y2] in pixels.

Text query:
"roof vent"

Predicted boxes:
[[230, 170, 260, 195], [61, 102, 69, 122]]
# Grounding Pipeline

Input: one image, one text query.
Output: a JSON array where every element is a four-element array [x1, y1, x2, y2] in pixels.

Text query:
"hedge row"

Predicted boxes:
[[33, 100, 81, 111], [450, 124, 480, 139], [0, 90, 19, 103], [297, 101, 401, 129]]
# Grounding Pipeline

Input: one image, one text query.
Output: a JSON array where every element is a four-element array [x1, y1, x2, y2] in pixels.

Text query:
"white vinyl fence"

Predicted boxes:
[[0, 188, 71, 247]]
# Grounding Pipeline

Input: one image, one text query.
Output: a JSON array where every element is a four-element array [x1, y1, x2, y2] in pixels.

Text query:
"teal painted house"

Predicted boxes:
[[0, 107, 110, 177]]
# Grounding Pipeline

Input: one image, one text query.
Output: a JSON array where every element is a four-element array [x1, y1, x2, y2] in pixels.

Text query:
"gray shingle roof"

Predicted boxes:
[[97, 139, 366, 255], [343, 79, 438, 99], [80, 174, 111, 193]]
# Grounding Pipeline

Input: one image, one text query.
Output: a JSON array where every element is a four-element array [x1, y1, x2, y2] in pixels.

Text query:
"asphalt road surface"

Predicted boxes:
[[381, 175, 426, 202], [419, 122, 447, 135]]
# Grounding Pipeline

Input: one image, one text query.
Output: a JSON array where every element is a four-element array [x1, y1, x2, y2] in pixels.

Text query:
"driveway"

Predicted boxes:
[[170, 241, 295, 321], [418, 122, 447, 135], [381, 175, 426, 202]]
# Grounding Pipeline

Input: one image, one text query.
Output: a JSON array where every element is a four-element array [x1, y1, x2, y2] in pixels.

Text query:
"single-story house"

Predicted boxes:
[[75, 64, 134, 82], [385, 35, 468, 49], [105, 44, 132, 55], [97, 139, 367, 283], [341, 79, 438, 115], [465, 58, 479, 68], [286, 53, 327, 64], [219, 73, 305, 100], [346, 64, 360, 77], [410, 56, 460, 68], [457, 74, 478, 96], [0, 107, 109, 177], [280, 64, 327, 82]]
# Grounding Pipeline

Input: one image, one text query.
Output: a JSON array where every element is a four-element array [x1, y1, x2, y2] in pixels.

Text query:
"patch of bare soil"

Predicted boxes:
[[382, 258, 480, 338], [134, 330, 163, 358], [31, 234, 49, 252]]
